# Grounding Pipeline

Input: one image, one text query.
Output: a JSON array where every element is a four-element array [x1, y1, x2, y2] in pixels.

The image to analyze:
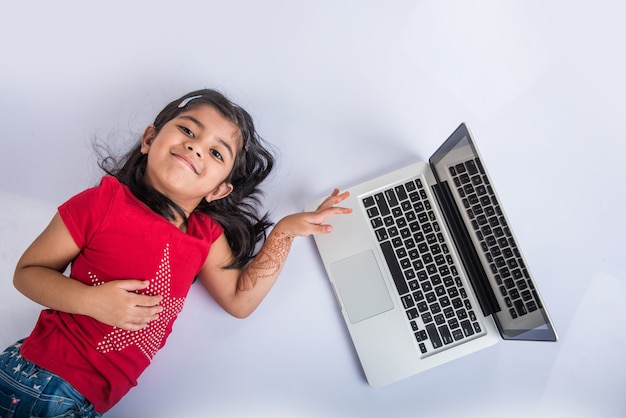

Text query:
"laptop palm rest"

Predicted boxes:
[[331, 250, 394, 324]]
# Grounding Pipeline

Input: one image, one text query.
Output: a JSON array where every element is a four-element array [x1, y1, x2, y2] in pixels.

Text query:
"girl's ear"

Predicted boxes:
[[206, 182, 234, 202], [141, 125, 156, 154]]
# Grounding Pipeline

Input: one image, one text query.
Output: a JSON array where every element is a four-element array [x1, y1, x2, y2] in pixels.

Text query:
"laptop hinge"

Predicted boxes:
[[431, 181, 500, 317]]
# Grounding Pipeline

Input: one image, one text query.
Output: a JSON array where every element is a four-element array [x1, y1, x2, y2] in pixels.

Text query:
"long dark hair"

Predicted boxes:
[[98, 89, 275, 269]]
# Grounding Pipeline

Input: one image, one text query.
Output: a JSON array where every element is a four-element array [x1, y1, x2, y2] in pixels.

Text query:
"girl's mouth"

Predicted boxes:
[[173, 153, 198, 174]]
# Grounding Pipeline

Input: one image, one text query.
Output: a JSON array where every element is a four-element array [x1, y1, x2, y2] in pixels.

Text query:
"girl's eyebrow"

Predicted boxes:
[[179, 114, 205, 130], [178, 114, 234, 159]]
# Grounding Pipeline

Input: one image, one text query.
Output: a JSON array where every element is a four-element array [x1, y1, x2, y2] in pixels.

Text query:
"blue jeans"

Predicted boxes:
[[0, 340, 101, 418]]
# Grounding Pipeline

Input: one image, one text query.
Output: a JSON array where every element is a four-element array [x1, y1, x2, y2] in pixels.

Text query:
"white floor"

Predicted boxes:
[[1, 1, 624, 417]]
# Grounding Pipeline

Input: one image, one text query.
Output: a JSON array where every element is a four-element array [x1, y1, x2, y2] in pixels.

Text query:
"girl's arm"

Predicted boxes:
[[198, 189, 351, 318], [14, 213, 163, 331]]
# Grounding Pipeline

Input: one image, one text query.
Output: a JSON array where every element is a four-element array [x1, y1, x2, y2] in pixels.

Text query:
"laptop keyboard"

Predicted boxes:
[[363, 178, 483, 355], [449, 158, 542, 321]]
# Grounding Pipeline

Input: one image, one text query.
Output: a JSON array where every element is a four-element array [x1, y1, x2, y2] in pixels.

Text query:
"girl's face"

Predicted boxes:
[[141, 104, 241, 216]]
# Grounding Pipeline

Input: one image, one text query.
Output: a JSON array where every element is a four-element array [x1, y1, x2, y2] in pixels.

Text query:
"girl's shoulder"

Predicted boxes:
[[58, 176, 125, 248], [65, 175, 123, 199], [61, 176, 121, 211]]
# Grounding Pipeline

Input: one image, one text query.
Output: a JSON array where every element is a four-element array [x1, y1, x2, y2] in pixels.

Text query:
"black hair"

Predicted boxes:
[[98, 89, 275, 269]]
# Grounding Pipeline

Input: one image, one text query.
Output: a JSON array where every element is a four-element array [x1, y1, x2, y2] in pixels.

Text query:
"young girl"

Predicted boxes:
[[0, 89, 350, 417]]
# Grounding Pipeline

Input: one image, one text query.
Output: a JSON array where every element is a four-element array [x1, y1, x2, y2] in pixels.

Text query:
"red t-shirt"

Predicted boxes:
[[20, 176, 223, 412]]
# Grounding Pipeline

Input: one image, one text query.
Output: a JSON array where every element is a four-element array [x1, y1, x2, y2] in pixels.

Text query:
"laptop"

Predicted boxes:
[[305, 123, 557, 388]]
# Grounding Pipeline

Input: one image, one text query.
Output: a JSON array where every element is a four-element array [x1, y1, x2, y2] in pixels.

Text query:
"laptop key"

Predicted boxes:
[[375, 228, 388, 242], [466, 159, 479, 175], [439, 325, 453, 345], [406, 308, 419, 320], [402, 294, 415, 309], [380, 241, 409, 295], [514, 299, 528, 317], [452, 328, 465, 341], [395, 184, 408, 201], [385, 189, 399, 207], [461, 320, 475, 337], [374, 193, 389, 216], [426, 324, 443, 349]]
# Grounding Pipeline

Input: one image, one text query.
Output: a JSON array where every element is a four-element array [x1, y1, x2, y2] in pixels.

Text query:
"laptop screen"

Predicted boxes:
[[429, 123, 557, 342]]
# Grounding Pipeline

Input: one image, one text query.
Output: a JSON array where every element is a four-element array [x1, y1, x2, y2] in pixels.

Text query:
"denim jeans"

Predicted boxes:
[[0, 340, 101, 418]]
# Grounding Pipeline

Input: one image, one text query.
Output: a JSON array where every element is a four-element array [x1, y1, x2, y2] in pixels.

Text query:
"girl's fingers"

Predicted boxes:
[[310, 206, 352, 226], [318, 189, 350, 210]]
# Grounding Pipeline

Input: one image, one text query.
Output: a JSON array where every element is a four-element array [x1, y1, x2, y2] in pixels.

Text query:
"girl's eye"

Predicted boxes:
[[179, 126, 195, 137], [210, 149, 223, 161]]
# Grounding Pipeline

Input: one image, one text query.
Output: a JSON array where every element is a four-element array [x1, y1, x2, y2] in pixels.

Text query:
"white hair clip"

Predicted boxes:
[[177, 95, 203, 108]]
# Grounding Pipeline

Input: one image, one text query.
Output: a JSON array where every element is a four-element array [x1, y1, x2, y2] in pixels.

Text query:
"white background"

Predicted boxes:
[[1, 1, 625, 417]]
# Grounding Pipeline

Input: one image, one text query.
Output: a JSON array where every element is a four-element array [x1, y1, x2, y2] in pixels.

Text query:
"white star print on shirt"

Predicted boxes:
[[92, 244, 185, 361]]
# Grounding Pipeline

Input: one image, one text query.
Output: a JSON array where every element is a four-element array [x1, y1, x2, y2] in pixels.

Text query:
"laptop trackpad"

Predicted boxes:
[[331, 250, 394, 324]]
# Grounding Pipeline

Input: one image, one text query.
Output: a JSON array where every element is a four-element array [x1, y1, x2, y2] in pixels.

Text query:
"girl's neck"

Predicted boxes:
[[171, 212, 189, 233]]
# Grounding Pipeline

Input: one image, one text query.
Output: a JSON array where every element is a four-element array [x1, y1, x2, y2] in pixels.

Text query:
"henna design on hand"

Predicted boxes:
[[237, 232, 294, 291]]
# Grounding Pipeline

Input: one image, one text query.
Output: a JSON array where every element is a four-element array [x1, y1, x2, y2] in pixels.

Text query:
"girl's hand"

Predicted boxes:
[[86, 280, 163, 331], [275, 189, 352, 237]]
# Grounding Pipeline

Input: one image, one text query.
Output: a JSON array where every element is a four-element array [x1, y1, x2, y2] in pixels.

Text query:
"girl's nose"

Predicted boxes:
[[187, 145, 201, 158]]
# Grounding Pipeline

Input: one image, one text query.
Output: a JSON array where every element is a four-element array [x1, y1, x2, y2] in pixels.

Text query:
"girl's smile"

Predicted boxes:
[[172, 151, 199, 174]]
